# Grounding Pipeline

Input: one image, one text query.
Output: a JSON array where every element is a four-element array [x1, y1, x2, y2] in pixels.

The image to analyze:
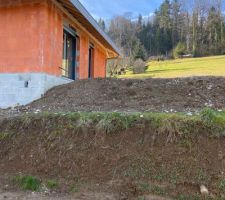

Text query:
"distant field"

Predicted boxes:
[[119, 55, 225, 78]]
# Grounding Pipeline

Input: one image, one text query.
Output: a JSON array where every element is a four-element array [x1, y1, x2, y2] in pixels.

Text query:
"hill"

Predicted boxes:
[[120, 56, 225, 79]]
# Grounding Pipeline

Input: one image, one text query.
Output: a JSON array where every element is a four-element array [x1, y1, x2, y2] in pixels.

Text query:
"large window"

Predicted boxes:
[[62, 29, 76, 80]]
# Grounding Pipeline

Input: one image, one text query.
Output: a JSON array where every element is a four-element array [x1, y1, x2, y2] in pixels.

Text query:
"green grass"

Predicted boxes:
[[14, 175, 41, 191], [120, 55, 225, 78], [218, 178, 225, 191], [17, 108, 225, 137], [0, 132, 10, 140], [46, 180, 58, 189]]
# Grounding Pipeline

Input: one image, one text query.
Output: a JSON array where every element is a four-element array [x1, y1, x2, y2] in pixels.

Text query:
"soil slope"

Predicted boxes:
[[24, 76, 225, 113], [0, 113, 225, 199]]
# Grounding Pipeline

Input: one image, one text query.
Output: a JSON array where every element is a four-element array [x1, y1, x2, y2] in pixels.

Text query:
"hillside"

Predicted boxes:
[[120, 56, 225, 79], [0, 77, 225, 199], [1, 111, 225, 199]]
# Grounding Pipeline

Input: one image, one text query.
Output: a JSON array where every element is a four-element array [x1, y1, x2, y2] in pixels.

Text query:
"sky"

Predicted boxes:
[[79, 0, 164, 20]]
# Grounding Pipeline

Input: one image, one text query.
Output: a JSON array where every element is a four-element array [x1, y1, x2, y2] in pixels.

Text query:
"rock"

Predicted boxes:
[[200, 185, 209, 196]]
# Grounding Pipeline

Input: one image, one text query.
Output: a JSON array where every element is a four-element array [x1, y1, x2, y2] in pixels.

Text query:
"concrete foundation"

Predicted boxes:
[[0, 73, 72, 108]]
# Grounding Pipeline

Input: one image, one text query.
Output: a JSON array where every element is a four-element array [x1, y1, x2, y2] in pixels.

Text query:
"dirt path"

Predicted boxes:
[[0, 191, 116, 200], [0, 191, 170, 200]]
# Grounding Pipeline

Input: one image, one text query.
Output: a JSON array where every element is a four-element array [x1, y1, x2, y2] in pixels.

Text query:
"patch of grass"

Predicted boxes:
[[176, 194, 202, 200], [176, 194, 224, 200], [143, 112, 201, 136], [96, 112, 139, 134], [119, 55, 225, 79], [153, 173, 166, 182], [0, 132, 10, 140], [17, 108, 225, 137], [169, 163, 187, 184], [137, 182, 167, 197], [123, 157, 156, 179], [136, 197, 145, 200], [70, 185, 80, 193], [178, 137, 193, 151], [46, 180, 58, 189], [195, 169, 210, 184], [218, 178, 225, 191], [137, 182, 150, 193], [150, 185, 167, 196], [14, 175, 41, 191], [200, 108, 225, 136]]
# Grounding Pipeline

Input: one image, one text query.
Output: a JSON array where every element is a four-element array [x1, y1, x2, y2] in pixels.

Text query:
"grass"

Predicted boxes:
[[14, 175, 41, 191], [137, 182, 167, 196], [218, 178, 225, 191], [119, 55, 225, 78], [176, 194, 224, 200], [0, 132, 9, 140], [13, 175, 59, 191], [12, 108, 224, 137], [46, 180, 58, 189]]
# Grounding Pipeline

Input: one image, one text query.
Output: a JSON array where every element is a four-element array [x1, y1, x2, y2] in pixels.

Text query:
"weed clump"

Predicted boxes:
[[200, 108, 225, 136], [0, 132, 10, 140], [46, 180, 58, 189], [96, 112, 138, 134], [14, 175, 41, 191]]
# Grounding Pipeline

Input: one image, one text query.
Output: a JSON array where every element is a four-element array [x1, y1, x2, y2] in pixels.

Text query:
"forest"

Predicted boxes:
[[99, 0, 225, 60]]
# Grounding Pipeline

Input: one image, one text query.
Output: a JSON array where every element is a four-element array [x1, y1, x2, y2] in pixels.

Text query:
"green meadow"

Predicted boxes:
[[120, 55, 225, 78]]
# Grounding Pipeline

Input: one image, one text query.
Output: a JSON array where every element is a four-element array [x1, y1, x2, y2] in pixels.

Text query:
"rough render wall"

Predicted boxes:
[[94, 45, 106, 78], [0, 0, 63, 76], [0, 0, 44, 73], [0, 0, 107, 79], [79, 32, 89, 79], [74, 30, 107, 79], [42, 0, 63, 76]]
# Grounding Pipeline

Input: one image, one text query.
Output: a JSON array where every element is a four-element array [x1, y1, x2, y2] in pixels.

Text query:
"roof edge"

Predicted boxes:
[[70, 0, 121, 56]]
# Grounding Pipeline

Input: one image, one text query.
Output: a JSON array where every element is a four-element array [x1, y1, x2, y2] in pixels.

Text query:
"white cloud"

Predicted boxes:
[[131, 12, 154, 23]]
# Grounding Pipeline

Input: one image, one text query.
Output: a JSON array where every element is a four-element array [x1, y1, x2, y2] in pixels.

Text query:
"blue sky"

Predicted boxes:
[[79, 0, 163, 20]]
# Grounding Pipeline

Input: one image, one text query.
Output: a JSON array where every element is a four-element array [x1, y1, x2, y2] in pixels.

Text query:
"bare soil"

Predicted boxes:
[[0, 190, 118, 200], [20, 76, 225, 113], [0, 114, 225, 199], [0, 191, 169, 200], [1, 77, 225, 199]]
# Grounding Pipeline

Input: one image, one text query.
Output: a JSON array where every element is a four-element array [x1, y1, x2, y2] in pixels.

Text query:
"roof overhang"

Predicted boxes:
[[56, 0, 121, 57]]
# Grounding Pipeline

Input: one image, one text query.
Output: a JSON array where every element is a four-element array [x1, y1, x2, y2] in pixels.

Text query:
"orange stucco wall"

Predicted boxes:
[[94, 45, 107, 78], [0, 0, 107, 79]]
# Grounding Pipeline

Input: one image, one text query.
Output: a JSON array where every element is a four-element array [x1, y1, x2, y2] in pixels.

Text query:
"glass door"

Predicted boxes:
[[62, 30, 76, 80], [88, 45, 94, 79]]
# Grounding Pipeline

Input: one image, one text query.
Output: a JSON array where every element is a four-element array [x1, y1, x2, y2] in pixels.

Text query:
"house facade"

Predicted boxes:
[[0, 0, 120, 108]]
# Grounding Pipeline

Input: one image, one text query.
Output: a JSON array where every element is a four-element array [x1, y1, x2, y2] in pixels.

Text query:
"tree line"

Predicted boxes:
[[99, 0, 225, 60]]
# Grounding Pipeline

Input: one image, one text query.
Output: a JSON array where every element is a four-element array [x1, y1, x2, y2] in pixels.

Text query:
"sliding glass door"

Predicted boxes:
[[62, 30, 76, 80]]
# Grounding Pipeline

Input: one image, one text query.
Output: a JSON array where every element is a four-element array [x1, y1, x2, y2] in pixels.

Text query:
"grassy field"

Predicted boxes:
[[119, 55, 225, 78]]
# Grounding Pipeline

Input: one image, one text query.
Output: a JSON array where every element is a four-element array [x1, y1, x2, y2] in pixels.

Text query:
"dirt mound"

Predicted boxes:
[[1, 112, 225, 199], [23, 76, 225, 113]]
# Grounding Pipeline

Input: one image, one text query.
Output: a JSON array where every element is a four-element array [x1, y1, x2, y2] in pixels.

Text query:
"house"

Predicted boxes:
[[0, 0, 120, 108]]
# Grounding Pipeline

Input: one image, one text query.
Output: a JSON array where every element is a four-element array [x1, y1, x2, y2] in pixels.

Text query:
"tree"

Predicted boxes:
[[107, 0, 225, 59], [132, 40, 147, 61], [173, 42, 186, 58], [98, 18, 106, 31]]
